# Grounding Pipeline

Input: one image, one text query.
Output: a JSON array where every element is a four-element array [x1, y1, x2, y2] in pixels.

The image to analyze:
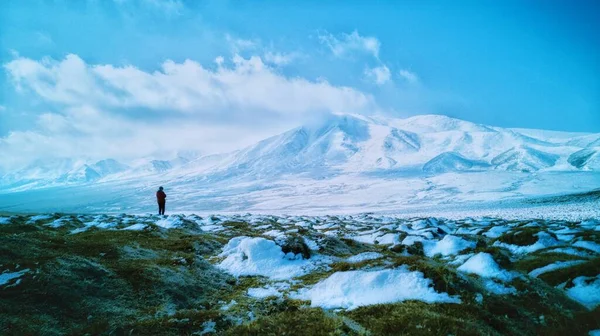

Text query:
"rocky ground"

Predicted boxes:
[[1, 213, 599, 335]]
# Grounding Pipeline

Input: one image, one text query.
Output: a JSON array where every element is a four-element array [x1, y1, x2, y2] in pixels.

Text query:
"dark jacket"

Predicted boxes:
[[156, 190, 167, 202]]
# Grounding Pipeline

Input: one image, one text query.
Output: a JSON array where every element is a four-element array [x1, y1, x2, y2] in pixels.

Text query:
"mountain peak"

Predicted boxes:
[[396, 114, 494, 133]]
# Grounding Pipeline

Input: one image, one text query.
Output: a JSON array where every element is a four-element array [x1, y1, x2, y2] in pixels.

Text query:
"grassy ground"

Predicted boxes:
[[0, 214, 598, 335]]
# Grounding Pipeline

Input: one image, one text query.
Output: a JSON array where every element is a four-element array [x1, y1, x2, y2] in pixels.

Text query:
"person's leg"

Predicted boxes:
[[158, 202, 162, 215], [159, 201, 165, 215]]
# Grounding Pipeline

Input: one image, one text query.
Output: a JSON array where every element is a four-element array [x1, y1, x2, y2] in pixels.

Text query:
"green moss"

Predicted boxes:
[[572, 231, 600, 243], [405, 241, 425, 256], [344, 288, 599, 336], [345, 302, 502, 336], [537, 258, 600, 287], [329, 258, 387, 273], [116, 309, 227, 336], [317, 236, 372, 257], [2, 215, 599, 335], [495, 228, 554, 246], [513, 253, 585, 273], [392, 256, 470, 296], [0, 221, 233, 335], [227, 307, 349, 336], [293, 270, 335, 288]]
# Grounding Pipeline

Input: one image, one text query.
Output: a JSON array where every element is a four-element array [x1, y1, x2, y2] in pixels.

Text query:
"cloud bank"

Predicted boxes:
[[2, 53, 376, 169]]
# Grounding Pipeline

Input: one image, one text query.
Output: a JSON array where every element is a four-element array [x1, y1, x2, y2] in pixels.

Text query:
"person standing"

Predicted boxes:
[[156, 186, 167, 215]]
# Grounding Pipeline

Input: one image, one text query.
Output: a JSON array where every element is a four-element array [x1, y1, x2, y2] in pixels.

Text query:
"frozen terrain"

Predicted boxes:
[[1, 114, 599, 215], [1, 213, 599, 335]]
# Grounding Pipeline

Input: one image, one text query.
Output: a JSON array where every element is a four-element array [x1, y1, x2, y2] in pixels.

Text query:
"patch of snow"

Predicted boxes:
[[556, 234, 575, 242], [483, 279, 517, 295], [402, 235, 427, 246], [155, 215, 184, 229], [247, 287, 283, 298], [201, 225, 224, 232], [589, 329, 600, 336], [528, 260, 586, 278], [70, 216, 118, 233], [303, 237, 319, 251], [376, 233, 400, 245], [194, 217, 225, 232], [348, 232, 379, 244], [542, 247, 594, 258], [247, 283, 290, 298], [296, 222, 310, 228], [457, 253, 515, 281], [220, 300, 237, 311], [580, 220, 599, 229], [346, 252, 383, 263], [0, 269, 29, 286], [448, 253, 474, 266], [218, 237, 316, 280], [411, 220, 428, 230], [552, 227, 580, 235], [122, 223, 147, 231], [573, 241, 600, 254], [45, 218, 68, 228], [263, 230, 285, 237], [455, 227, 483, 235], [27, 214, 53, 223], [483, 226, 511, 238], [70, 227, 89, 234], [294, 267, 461, 310], [0, 217, 11, 225], [492, 231, 560, 254], [423, 235, 476, 257], [565, 275, 600, 310], [198, 320, 216, 335]]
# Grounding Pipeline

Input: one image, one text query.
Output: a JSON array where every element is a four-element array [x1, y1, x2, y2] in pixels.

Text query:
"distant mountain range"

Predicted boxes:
[[2, 114, 599, 192]]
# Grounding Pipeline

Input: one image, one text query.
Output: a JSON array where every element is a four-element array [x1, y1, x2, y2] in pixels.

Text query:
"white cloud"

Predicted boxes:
[[399, 69, 419, 84], [6, 54, 372, 116], [364, 65, 391, 85], [2, 54, 376, 169], [263, 51, 298, 66], [226, 34, 259, 53], [319, 30, 380, 59], [226, 36, 301, 66]]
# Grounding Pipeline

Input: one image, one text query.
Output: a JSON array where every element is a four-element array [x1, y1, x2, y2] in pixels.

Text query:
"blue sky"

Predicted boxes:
[[0, 0, 599, 168]]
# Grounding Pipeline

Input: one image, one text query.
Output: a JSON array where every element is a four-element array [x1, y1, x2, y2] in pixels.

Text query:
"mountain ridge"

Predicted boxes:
[[2, 114, 599, 192]]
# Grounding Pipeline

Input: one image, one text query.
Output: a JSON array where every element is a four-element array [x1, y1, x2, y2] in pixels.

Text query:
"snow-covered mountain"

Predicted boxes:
[[178, 113, 598, 177], [1, 114, 599, 214], [1, 114, 599, 190], [568, 147, 600, 170]]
